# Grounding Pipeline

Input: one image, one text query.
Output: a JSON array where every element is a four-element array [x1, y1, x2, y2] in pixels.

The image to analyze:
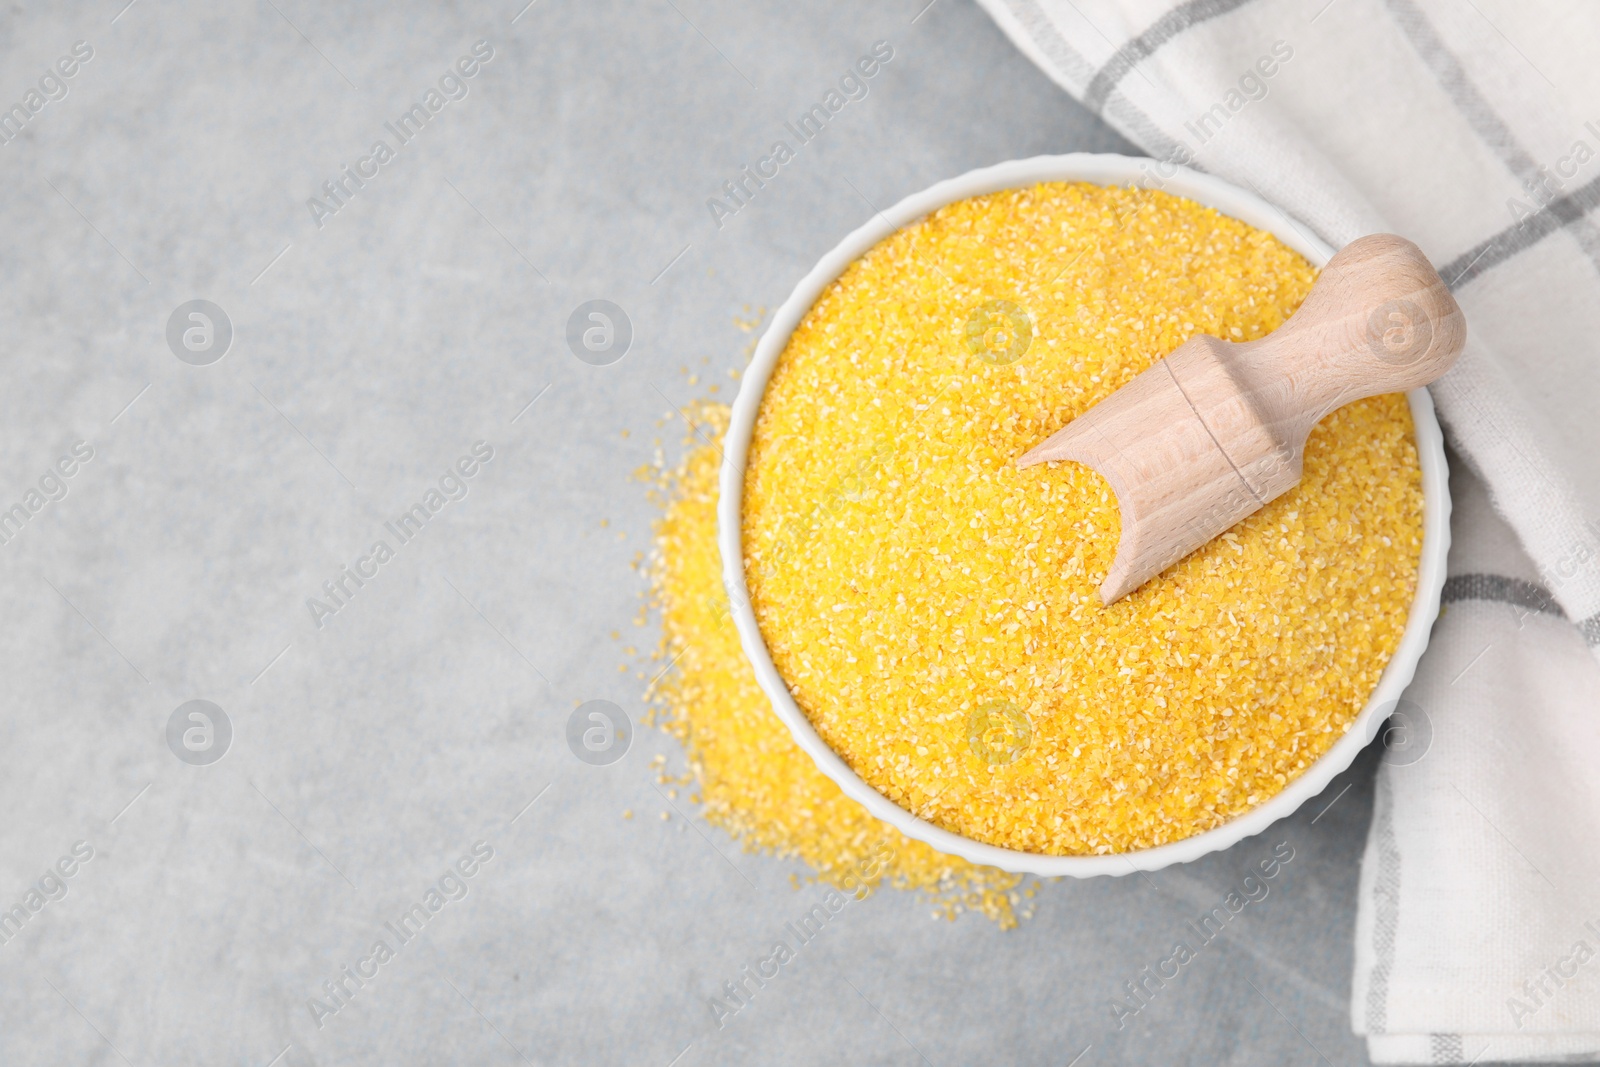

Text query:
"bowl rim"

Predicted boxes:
[[716, 152, 1450, 878]]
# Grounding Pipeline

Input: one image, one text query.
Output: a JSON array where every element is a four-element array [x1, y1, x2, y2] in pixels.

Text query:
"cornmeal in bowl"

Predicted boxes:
[[740, 182, 1423, 855]]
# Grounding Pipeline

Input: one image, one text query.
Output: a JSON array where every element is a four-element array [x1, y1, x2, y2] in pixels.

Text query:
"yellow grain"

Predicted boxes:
[[646, 401, 1027, 926], [740, 182, 1422, 855]]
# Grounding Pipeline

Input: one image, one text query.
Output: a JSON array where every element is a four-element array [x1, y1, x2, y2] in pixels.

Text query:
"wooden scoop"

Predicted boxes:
[[1018, 233, 1465, 604]]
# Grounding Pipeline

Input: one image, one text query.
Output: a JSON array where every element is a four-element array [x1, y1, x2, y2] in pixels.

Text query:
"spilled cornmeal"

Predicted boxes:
[[646, 402, 1030, 926]]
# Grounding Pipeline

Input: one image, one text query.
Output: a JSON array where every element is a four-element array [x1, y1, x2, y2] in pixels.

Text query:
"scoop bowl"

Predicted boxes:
[[717, 154, 1450, 878]]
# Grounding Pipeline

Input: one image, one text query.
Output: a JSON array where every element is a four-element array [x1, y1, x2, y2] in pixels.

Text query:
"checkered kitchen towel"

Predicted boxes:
[[967, 0, 1600, 1061]]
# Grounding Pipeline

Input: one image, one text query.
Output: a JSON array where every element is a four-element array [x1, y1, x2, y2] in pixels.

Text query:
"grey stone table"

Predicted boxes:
[[0, 0, 1388, 1063]]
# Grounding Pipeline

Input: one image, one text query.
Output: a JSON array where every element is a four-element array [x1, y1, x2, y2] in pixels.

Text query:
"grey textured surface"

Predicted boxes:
[[0, 1, 1385, 1064]]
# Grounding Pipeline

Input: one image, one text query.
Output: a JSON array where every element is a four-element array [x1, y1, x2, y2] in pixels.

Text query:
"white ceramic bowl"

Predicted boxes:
[[717, 153, 1450, 877]]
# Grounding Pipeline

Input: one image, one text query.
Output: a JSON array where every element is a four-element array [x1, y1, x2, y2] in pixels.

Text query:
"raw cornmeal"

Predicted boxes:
[[740, 182, 1424, 855], [645, 404, 1030, 927]]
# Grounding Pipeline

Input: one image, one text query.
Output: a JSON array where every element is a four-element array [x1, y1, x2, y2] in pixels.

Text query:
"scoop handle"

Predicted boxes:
[[1231, 233, 1465, 442]]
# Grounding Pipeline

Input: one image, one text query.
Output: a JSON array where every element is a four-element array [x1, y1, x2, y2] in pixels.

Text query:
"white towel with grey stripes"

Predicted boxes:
[[969, 0, 1600, 1062]]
